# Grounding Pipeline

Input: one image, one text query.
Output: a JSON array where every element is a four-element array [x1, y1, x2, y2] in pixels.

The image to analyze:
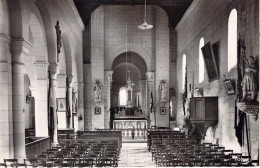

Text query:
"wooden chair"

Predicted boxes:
[[62, 158, 76, 167], [0, 162, 6, 168], [55, 162, 70, 167], [168, 160, 183, 167], [24, 159, 38, 168], [95, 158, 114, 167], [4, 159, 18, 167], [78, 158, 94, 167]]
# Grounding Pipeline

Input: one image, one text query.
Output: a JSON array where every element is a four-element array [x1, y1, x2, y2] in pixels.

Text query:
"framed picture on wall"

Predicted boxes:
[[224, 79, 235, 95], [57, 98, 66, 111], [160, 107, 166, 115], [95, 107, 101, 115]]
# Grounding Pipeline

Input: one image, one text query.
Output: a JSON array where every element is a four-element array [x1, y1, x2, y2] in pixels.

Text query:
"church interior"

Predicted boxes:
[[0, 0, 259, 167]]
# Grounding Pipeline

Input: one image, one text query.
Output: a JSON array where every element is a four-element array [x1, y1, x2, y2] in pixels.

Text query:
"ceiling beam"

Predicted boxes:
[[74, 0, 191, 6]]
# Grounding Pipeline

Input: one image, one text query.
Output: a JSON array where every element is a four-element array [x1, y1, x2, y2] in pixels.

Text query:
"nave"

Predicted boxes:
[[0, 129, 258, 167], [0, 0, 259, 167]]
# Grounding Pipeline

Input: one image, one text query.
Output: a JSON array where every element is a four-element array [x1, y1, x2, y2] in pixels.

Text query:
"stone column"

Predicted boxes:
[[104, 71, 113, 129], [139, 80, 147, 117], [78, 82, 84, 131], [0, 35, 13, 161], [67, 75, 73, 128], [11, 39, 31, 160], [34, 62, 48, 137], [146, 72, 154, 128], [72, 83, 78, 131], [49, 64, 60, 146], [84, 64, 92, 130]]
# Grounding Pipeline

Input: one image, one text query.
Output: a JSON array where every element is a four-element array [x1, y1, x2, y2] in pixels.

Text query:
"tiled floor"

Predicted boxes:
[[118, 143, 156, 167]]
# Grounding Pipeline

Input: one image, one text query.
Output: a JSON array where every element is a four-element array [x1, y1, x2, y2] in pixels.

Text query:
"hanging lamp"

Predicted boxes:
[[138, 0, 153, 30]]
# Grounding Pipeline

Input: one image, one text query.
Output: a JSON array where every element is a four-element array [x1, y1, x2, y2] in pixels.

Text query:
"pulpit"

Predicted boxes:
[[189, 97, 218, 137]]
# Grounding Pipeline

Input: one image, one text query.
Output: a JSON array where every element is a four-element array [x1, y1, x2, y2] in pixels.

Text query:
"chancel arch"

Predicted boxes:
[[107, 42, 152, 72], [111, 52, 148, 129]]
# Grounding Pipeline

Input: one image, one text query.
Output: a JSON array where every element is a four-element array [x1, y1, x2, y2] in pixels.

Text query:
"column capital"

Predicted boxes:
[[105, 71, 113, 84], [67, 75, 74, 86], [146, 72, 154, 82], [11, 38, 32, 55], [49, 64, 60, 75]]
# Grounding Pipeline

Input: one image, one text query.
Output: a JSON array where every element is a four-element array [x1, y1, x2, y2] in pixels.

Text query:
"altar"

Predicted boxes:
[[113, 119, 147, 139], [113, 119, 147, 129]]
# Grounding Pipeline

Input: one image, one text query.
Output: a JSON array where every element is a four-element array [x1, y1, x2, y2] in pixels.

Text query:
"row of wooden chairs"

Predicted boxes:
[[0, 137, 122, 167], [37, 140, 121, 167], [150, 137, 258, 167]]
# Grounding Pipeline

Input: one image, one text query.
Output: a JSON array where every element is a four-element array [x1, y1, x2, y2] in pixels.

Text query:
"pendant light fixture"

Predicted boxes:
[[138, 0, 153, 30]]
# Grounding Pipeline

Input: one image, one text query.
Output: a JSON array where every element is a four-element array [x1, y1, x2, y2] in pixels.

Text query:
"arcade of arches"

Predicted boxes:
[[0, 0, 259, 166]]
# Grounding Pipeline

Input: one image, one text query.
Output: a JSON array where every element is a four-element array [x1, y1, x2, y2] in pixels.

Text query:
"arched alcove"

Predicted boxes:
[[111, 52, 147, 108], [24, 74, 34, 130]]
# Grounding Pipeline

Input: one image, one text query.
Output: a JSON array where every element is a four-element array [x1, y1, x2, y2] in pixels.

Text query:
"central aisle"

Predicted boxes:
[[118, 143, 156, 167]]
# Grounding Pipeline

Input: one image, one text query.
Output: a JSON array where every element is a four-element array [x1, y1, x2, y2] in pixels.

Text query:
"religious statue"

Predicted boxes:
[[106, 73, 112, 84], [159, 80, 167, 102], [55, 21, 62, 62], [241, 55, 257, 101], [184, 98, 190, 119], [93, 80, 102, 103], [72, 87, 78, 113]]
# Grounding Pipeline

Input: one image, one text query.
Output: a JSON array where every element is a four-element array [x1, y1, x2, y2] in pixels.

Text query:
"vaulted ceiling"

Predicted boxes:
[[74, 0, 193, 27]]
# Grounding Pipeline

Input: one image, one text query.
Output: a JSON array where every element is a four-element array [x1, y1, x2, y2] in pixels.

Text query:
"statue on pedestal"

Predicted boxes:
[[93, 80, 102, 103], [241, 55, 257, 101], [72, 87, 78, 113], [159, 80, 167, 102]]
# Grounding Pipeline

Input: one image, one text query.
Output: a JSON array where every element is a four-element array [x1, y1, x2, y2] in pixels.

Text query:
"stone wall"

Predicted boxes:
[[176, 0, 259, 159], [86, 5, 170, 129]]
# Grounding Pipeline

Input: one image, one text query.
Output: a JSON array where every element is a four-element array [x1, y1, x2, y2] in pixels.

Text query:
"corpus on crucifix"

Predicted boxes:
[[55, 21, 62, 62], [126, 71, 135, 107]]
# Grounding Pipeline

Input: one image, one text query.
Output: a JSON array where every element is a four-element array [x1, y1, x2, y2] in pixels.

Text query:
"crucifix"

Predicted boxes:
[[55, 21, 62, 63]]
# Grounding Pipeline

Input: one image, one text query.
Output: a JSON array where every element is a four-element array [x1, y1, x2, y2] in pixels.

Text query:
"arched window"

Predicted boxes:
[[170, 101, 173, 118], [182, 54, 186, 90], [199, 38, 205, 83], [119, 87, 127, 106], [228, 9, 237, 72]]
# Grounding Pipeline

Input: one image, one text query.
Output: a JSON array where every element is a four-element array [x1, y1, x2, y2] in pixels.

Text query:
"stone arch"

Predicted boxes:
[[24, 51, 37, 88], [29, 13, 48, 62], [112, 52, 147, 80], [154, 5, 169, 19], [35, 0, 57, 64], [107, 44, 152, 71]]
